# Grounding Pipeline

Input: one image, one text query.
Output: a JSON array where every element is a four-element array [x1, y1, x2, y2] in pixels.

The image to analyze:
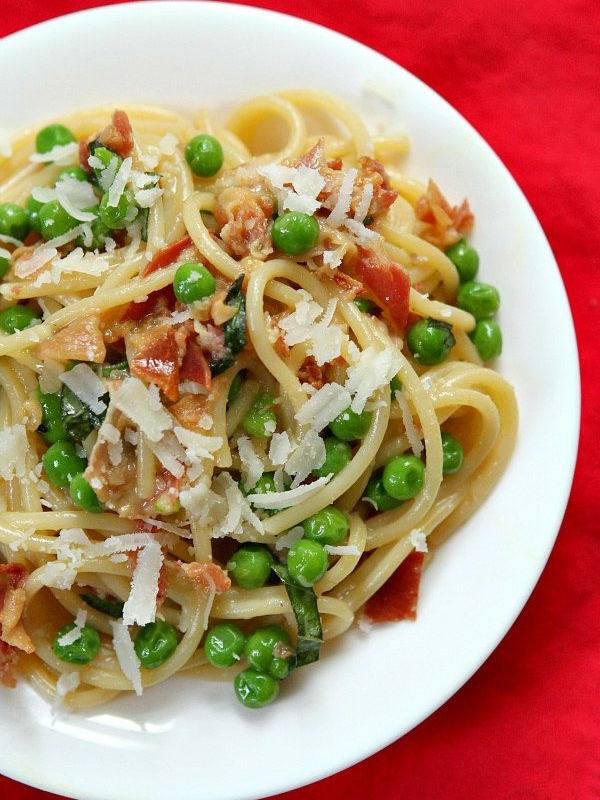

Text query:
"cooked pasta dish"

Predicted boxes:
[[0, 91, 517, 709]]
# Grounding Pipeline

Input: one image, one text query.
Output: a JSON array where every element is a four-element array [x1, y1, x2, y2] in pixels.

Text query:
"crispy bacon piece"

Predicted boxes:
[[34, 315, 106, 363], [356, 156, 398, 219], [415, 180, 474, 249], [84, 406, 138, 517], [179, 339, 212, 389], [286, 142, 397, 224], [97, 110, 134, 158], [364, 550, 425, 622], [0, 563, 34, 656], [0, 641, 20, 688], [170, 392, 210, 430], [128, 324, 181, 402], [331, 269, 364, 298], [298, 356, 325, 391], [214, 186, 274, 259], [140, 235, 194, 278], [354, 246, 411, 333], [178, 561, 231, 593]]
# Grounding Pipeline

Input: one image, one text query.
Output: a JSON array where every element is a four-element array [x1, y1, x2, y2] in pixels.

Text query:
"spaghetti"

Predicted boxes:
[[0, 91, 517, 709]]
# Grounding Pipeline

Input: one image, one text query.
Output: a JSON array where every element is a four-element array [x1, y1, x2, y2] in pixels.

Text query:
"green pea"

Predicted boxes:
[[0, 255, 9, 279], [173, 261, 216, 303], [38, 199, 80, 241], [445, 238, 479, 283], [0, 305, 40, 333], [329, 406, 372, 441], [56, 165, 90, 183], [227, 542, 274, 589], [243, 472, 281, 516], [76, 211, 111, 251], [234, 667, 279, 709], [204, 623, 246, 667], [407, 318, 455, 365], [470, 317, 503, 361], [271, 211, 320, 256], [353, 296, 377, 314], [42, 440, 87, 488], [53, 622, 101, 665], [69, 473, 104, 512], [382, 454, 426, 500], [134, 620, 179, 668], [0, 202, 29, 241], [362, 472, 403, 511], [35, 123, 76, 155], [26, 195, 44, 234], [287, 538, 329, 587], [184, 134, 224, 177], [243, 624, 295, 680], [227, 371, 244, 405], [36, 389, 67, 444], [242, 392, 277, 438], [97, 189, 139, 230], [441, 431, 464, 475], [456, 281, 500, 319], [89, 146, 123, 185], [312, 436, 352, 478], [302, 506, 349, 546], [390, 375, 403, 396]]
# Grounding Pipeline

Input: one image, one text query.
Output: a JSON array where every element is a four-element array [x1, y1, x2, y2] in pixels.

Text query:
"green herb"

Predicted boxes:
[[61, 385, 107, 443], [80, 593, 124, 619], [209, 275, 247, 375], [271, 562, 323, 667]]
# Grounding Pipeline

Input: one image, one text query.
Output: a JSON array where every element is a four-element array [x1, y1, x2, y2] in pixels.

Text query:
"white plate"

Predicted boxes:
[[0, 3, 579, 799]]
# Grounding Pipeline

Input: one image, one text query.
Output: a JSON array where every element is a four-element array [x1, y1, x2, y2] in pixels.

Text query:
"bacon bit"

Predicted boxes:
[[331, 269, 364, 298], [354, 246, 410, 333], [415, 180, 474, 249], [356, 156, 398, 219], [129, 325, 180, 402], [34, 315, 106, 363], [214, 186, 274, 260], [170, 392, 211, 430], [97, 110, 134, 159], [140, 235, 194, 278], [85, 406, 138, 517], [0, 641, 20, 688], [327, 157, 343, 170], [79, 139, 92, 172], [0, 564, 34, 655], [121, 286, 176, 325], [298, 356, 325, 390], [178, 561, 231, 593], [179, 339, 212, 389], [273, 335, 291, 360], [364, 550, 425, 622]]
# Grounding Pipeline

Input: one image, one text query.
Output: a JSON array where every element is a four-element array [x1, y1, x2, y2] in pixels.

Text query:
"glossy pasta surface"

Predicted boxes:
[[0, 92, 517, 708]]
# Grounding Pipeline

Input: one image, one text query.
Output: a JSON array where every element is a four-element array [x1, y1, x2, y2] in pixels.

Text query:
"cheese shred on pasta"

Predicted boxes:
[[0, 91, 517, 708]]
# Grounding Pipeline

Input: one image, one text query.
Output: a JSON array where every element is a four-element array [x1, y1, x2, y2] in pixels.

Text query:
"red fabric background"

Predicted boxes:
[[1, 1, 598, 799]]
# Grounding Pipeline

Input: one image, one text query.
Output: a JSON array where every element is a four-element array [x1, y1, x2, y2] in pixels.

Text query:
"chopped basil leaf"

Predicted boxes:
[[271, 561, 323, 667]]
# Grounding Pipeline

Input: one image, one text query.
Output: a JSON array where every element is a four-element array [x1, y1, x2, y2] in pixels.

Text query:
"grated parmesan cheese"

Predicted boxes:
[[0, 424, 29, 480], [57, 609, 88, 646], [122, 539, 164, 627], [237, 435, 265, 491], [344, 345, 403, 414], [410, 529, 428, 553], [294, 382, 352, 432], [246, 474, 332, 511], [395, 389, 424, 457], [29, 142, 79, 165], [284, 429, 326, 488], [107, 156, 132, 207], [324, 544, 361, 556], [326, 167, 357, 228], [112, 378, 173, 442], [59, 363, 107, 415], [110, 621, 143, 696]]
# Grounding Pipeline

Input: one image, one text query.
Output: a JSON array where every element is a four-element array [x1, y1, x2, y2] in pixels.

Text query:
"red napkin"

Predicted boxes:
[[1, 1, 598, 799]]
